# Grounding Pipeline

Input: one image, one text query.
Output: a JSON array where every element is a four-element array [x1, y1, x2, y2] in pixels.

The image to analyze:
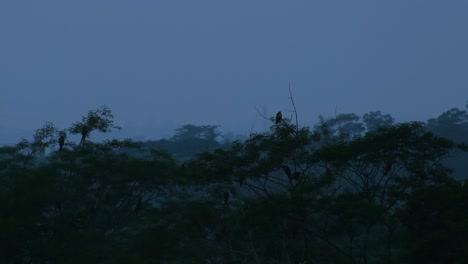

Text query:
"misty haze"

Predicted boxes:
[[1, 1, 468, 263]]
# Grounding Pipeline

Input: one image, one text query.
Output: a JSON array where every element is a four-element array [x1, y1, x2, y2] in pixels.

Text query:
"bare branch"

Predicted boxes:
[[254, 105, 271, 121], [288, 83, 299, 128]]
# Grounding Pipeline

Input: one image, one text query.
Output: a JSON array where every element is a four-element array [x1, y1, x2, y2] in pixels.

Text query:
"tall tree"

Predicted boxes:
[[362, 110, 395, 132], [69, 105, 121, 145]]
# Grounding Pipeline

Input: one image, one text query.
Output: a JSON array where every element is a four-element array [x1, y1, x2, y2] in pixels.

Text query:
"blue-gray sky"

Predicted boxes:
[[1, 1, 467, 144]]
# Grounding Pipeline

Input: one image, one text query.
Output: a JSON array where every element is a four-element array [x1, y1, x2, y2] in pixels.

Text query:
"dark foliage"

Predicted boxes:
[[1, 104, 468, 263]]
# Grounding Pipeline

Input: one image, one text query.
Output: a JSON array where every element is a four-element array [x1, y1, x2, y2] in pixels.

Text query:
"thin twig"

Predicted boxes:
[[254, 105, 271, 120], [288, 83, 299, 128]]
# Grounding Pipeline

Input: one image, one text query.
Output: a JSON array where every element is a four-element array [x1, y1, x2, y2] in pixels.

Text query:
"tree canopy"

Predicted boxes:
[[1, 104, 467, 263]]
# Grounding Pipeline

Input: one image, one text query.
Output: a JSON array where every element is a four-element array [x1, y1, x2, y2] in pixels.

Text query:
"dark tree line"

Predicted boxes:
[[0, 103, 467, 263]]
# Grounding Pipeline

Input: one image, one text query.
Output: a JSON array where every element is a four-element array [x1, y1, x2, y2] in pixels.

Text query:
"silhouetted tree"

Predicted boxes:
[[363, 110, 394, 132], [69, 105, 121, 145]]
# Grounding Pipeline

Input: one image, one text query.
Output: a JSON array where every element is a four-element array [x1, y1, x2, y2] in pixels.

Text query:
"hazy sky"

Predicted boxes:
[[1, 1, 467, 144]]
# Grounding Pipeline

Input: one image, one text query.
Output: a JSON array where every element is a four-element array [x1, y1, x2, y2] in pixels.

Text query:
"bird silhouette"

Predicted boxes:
[[282, 165, 292, 181], [276, 111, 282, 124], [58, 131, 66, 151], [80, 125, 89, 144]]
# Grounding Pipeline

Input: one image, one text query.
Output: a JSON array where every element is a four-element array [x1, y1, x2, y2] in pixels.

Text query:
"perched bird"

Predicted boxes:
[[58, 131, 66, 151], [80, 125, 89, 144], [223, 191, 230, 205], [282, 165, 292, 181], [276, 111, 282, 125]]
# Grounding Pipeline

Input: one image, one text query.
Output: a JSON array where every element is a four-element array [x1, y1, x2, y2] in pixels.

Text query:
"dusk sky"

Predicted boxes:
[[1, 1, 467, 144]]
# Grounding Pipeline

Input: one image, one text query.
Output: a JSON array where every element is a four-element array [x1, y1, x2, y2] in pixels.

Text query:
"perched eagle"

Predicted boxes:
[[383, 161, 393, 176], [276, 111, 282, 125], [58, 132, 66, 151], [80, 125, 89, 144], [282, 165, 292, 181]]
